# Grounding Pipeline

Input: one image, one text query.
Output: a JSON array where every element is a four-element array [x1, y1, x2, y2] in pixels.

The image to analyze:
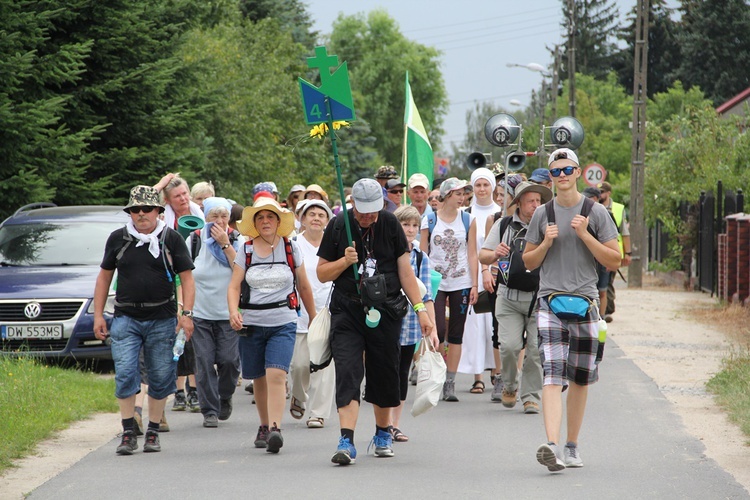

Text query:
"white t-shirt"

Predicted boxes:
[[295, 233, 332, 333], [421, 211, 474, 291]]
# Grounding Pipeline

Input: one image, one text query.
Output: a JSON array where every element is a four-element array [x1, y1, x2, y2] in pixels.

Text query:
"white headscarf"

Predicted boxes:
[[471, 167, 496, 206], [126, 219, 166, 258]]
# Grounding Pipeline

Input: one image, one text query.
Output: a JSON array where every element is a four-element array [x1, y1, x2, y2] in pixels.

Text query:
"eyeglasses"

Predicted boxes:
[[549, 166, 577, 177], [388, 189, 404, 194], [128, 206, 156, 214]]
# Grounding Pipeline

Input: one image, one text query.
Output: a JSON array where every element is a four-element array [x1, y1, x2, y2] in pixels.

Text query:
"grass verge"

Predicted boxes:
[[706, 352, 750, 445], [0, 357, 116, 474]]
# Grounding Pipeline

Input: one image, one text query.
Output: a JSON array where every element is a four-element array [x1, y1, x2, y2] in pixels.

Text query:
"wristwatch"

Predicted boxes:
[[221, 243, 230, 250], [181, 310, 194, 319]]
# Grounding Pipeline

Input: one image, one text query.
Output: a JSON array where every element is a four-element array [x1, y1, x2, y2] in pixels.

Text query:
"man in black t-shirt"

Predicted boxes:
[[317, 178, 434, 466], [94, 185, 195, 456]]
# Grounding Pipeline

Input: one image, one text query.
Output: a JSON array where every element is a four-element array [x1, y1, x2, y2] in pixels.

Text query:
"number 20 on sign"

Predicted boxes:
[[583, 163, 607, 187]]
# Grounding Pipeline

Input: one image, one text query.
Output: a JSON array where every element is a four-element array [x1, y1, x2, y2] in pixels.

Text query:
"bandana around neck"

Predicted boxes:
[[126, 219, 166, 258]]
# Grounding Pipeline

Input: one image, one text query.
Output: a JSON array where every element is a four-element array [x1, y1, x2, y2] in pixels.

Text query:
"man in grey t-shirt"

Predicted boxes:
[[522, 148, 621, 473]]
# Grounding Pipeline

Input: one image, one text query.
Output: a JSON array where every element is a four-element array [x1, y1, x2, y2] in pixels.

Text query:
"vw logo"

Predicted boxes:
[[24, 302, 42, 319]]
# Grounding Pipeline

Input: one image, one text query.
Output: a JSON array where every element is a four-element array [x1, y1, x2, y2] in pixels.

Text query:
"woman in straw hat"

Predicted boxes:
[[227, 197, 316, 454]]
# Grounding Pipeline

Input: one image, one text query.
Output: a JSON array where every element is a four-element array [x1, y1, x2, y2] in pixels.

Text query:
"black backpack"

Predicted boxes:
[[496, 217, 539, 293]]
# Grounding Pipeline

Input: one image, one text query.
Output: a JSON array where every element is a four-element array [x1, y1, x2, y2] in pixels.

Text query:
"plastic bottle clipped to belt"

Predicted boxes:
[[363, 257, 380, 328], [173, 329, 186, 362]]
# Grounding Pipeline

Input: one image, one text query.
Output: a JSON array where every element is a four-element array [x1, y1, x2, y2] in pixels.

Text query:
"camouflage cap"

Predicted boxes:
[[375, 165, 399, 179], [123, 185, 164, 213]]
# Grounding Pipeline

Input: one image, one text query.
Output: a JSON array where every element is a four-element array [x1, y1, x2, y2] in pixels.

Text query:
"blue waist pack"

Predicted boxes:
[[547, 293, 593, 320]]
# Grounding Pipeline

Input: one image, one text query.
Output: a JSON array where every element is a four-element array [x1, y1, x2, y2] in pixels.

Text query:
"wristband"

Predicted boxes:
[[413, 302, 426, 312], [482, 268, 490, 273]]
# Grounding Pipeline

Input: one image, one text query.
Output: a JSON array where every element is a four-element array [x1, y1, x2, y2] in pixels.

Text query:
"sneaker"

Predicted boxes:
[[245, 381, 254, 394], [564, 442, 584, 467], [367, 429, 394, 458], [143, 430, 161, 453], [331, 436, 357, 465], [159, 411, 170, 432], [172, 391, 187, 411], [523, 401, 540, 414], [536, 442, 565, 472], [266, 426, 283, 453], [604, 314, 613, 323], [501, 388, 518, 408], [409, 364, 418, 386], [116, 431, 138, 455], [219, 398, 233, 421], [442, 380, 458, 402], [133, 412, 144, 436], [187, 391, 201, 413], [254, 425, 269, 448], [490, 376, 504, 402], [203, 414, 218, 428]]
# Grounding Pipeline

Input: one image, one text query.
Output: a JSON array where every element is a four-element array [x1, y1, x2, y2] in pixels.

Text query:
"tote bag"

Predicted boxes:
[[411, 339, 447, 417]]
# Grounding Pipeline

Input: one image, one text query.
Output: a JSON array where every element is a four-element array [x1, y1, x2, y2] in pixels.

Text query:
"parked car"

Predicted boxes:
[[0, 203, 128, 361]]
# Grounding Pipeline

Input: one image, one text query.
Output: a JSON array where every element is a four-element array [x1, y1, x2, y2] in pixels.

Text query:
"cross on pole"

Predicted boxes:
[[307, 46, 339, 87]]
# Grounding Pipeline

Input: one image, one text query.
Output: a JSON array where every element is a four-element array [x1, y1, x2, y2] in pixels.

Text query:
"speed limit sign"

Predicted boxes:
[[583, 163, 607, 187]]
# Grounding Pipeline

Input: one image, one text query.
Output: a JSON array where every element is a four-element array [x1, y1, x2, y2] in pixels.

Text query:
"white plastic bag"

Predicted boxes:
[[411, 338, 446, 417], [307, 305, 332, 372]]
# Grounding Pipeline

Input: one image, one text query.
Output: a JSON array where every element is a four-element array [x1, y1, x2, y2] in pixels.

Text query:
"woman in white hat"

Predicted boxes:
[[227, 197, 316, 454]]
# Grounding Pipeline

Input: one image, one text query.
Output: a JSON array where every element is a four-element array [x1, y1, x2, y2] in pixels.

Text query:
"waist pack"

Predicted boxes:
[[379, 293, 409, 321], [547, 293, 593, 320], [360, 273, 387, 308]]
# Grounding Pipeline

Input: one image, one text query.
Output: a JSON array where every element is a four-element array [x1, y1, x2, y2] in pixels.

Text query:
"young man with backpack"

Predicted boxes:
[[480, 181, 552, 415], [522, 149, 621, 472]]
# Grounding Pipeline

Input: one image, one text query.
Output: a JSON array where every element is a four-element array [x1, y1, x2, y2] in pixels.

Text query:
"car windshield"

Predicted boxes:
[[0, 221, 123, 266]]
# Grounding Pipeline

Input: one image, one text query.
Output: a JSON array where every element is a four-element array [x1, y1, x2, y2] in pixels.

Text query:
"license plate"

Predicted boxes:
[[1, 325, 63, 340]]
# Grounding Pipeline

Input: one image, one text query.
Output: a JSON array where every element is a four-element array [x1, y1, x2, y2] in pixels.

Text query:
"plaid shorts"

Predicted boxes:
[[536, 297, 602, 389]]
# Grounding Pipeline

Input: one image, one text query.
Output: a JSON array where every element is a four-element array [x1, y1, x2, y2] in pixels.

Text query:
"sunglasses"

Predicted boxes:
[[128, 206, 156, 214], [388, 189, 404, 194], [549, 166, 578, 177]]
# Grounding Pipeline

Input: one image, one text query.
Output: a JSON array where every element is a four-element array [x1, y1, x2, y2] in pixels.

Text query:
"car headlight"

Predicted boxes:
[[87, 294, 116, 315]]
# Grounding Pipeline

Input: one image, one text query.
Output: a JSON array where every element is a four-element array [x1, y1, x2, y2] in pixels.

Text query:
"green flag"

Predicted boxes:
[[402, 72, 433, 187]]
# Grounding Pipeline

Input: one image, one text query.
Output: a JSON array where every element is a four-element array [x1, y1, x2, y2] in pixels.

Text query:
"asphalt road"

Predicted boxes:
[[28, 339, 748, 500]]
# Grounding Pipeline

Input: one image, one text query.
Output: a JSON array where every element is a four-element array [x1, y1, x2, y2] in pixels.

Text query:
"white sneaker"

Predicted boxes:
[[564, 442, 583, 467], [536, 443, 566, 472]]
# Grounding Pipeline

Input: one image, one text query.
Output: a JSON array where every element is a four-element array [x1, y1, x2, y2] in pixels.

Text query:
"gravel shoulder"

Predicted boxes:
[[2, 280, 749, 499]]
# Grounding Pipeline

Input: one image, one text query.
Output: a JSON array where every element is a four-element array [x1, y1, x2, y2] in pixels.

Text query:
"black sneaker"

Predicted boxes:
[[254, 425, 269, 448], [266, 426, 283, 454], [187, 391, 201, 413], [219, 398, 233, 421], [172, 392, 187, 411], [245, 381, 254, 394], [143, 430, 161, 453], [116, 431, 138, 455]]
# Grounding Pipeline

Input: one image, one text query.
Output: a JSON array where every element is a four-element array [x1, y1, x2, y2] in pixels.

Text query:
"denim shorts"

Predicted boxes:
[[110, 315, 177, 400], [596, 263, 610, 291], [238, 322, 296, 380]]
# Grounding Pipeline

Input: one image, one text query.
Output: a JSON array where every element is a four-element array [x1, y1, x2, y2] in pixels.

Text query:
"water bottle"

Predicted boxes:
[[173, 329, 186, 361], [596, 319, 607, 363]]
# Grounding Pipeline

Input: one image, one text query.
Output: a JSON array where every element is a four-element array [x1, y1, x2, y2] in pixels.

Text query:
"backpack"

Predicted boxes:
[[238, 237, 299, 312], [544, 196, 598, 239], [426, 210, 470, 253], [496, 216, 539, 293], [188, 228, 239, 261]]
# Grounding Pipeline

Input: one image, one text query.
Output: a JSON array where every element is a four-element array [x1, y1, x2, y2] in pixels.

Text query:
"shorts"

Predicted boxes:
[[596, 264, 610, 291], [110, 315, 177, 400], [536, 297, 602, 389], [238, 322, 296, 380], [329, 293, 401, 409]]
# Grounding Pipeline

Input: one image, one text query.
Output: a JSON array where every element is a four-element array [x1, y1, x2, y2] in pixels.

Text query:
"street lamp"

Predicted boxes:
[[506, 62, 551, 166], [509, 99, 522, 107]]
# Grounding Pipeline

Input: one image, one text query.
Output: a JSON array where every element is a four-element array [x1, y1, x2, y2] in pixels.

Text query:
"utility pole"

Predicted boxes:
[[550, 44, 560, 123], [567, 0, 576, 117], [629, 0, 650, 288]]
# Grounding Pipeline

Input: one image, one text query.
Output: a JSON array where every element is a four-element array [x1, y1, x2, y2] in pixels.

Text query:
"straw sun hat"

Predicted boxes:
[[238, 197, 295, 238]]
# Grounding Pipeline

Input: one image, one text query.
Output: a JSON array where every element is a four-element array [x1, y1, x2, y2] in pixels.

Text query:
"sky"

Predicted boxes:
[[305, 0, 666, 156]]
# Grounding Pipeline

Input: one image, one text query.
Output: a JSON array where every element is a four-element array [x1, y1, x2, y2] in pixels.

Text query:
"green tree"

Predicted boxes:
[[328, 10, 448, 165], [614, 0, 682, 97], [0, 2, 104, 218], [239, 0, 318, 51], [560, 0, 621, 79], [673, 0, 750, 105]]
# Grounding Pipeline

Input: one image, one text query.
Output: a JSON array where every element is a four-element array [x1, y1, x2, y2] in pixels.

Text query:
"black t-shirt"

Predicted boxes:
[[317, 210, 409, 297], [101, 226, 194, 320]]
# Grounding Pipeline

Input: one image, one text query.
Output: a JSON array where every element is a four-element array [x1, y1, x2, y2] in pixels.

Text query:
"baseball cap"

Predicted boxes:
[[385, 179, 406, 190], [407, 173, 430, 190], [582, 187, 602, 199], [547, 148, 579, 167], [351, 178, 384, 214], [530, 168, 551, 184], [439, 178, 470, 198]]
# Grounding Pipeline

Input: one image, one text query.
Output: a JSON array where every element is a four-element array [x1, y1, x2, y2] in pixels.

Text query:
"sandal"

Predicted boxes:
[[470, 380, 485, 394], [306, 417, 324, 428], [289, 397, 305, 420], [390, 427, 409, 442]]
